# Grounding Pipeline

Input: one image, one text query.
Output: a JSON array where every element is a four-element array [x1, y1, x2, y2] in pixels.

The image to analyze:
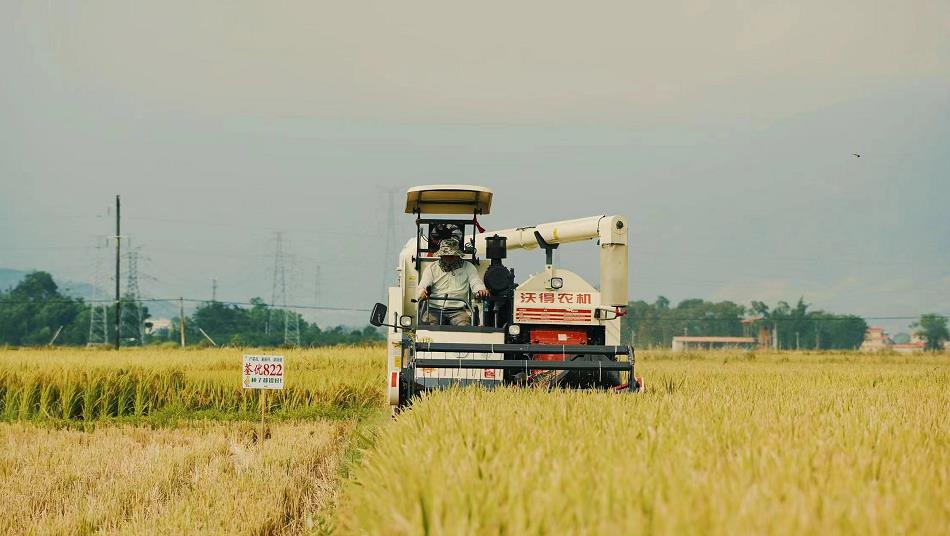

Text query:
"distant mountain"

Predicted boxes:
[[1, 267, 100, 298]]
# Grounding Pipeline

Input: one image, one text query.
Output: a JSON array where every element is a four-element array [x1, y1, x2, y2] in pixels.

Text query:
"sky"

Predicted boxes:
[[1, 1, 948, 333]]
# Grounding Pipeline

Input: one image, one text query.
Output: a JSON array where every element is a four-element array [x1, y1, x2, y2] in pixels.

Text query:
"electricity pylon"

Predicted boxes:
[[266, 233, 300, 346], [120, 243, 145, 345], [266, 233, 285, 336], [284, 254, 301, 347], [87, 237, 110, 346]]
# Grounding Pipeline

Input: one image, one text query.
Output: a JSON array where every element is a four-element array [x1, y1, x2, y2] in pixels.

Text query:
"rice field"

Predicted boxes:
[[0, 420, 350, 534], [3, 347, 949, 534], [0, 346, 383, 423], [338, 352, 950, 535]]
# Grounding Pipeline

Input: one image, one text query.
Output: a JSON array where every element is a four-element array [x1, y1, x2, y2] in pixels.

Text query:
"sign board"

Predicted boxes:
[[514, 290, 598, 324], [242, 354, 285, 390]]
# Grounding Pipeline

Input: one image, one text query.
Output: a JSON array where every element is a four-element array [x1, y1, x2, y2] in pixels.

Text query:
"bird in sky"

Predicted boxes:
[[852, 153, 861, 158]]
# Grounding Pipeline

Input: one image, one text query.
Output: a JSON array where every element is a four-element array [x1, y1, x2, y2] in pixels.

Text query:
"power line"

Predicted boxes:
[[0, 297, 371, 311], [4, 295, 946, 320]]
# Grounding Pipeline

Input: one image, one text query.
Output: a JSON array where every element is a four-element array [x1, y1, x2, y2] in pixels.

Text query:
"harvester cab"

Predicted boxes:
[[370, 184, 642, 409]]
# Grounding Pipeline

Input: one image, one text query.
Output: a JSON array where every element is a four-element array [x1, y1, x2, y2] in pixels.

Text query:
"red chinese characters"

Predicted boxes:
[[518, 292, 595, 306]]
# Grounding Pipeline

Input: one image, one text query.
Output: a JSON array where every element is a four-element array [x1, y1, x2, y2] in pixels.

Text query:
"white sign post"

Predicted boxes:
[[243, 354, 284, 441]]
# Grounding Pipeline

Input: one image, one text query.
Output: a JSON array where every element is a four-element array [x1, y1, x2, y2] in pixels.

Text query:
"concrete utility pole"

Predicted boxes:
[[212, 278, 217, 302], [796, 331, 800, 350], [114, 195, 121, 350]]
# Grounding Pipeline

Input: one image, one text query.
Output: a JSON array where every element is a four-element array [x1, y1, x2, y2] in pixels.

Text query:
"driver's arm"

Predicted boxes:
[[418, 264, 433, 300], [465, 263, 489, 298]]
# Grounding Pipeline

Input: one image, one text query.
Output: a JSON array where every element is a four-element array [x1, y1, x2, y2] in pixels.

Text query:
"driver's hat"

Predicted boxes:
[[435, 238, 462, 257]]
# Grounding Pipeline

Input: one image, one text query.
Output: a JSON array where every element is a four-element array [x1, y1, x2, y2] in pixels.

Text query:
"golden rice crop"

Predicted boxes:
[[0, 420, 352, 534], [0, 346, 384, 422], [339, 352, 950, 535]]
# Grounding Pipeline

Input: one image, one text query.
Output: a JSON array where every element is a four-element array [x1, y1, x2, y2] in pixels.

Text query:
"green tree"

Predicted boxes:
[[624, 297, 745, 348], [820, 315, 867, 349], [0, 271, 86, 346], [912, 314, 949, 352], [192, 301, 251, 344], [154, 297, 383, 348]]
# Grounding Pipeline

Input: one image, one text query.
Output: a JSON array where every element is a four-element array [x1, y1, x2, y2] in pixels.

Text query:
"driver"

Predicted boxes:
[[418, 238, 489, 325]]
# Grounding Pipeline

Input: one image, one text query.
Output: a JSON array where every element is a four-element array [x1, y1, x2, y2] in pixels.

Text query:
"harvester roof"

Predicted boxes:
[[405, 185, 493, 215]]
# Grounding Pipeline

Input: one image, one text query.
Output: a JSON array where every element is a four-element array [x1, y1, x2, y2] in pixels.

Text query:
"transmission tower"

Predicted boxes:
[[266, 233, 285, 336], [266, 233, 300, 346], [87, 237, 109, 346], [120, 242, 145, 345], [284, 254, 301, 347]]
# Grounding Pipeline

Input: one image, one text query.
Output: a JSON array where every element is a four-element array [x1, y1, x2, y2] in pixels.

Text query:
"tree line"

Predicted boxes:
[[0, 271, 383, 347], [161, 299, 383, 347], [625, 296, 879, 350], [2, 271, 947, 351]]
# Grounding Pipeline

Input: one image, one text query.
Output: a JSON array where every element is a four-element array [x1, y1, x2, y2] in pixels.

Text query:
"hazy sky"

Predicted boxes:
[[2, 1, 948, 332]]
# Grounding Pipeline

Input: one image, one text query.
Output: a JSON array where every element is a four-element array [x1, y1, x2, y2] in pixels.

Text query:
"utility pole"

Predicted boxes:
[[114, 195, 121, 350], [211, 278, 217, 302], [796, 331, 800, 351], [179, 297, 186, 347]]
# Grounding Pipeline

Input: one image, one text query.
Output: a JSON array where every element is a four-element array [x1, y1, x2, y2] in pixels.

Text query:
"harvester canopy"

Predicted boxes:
[[405, 185, 493, 215]]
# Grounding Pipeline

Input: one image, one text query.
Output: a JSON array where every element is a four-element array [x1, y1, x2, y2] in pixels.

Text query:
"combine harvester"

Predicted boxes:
[[370, 185, 642, 410]]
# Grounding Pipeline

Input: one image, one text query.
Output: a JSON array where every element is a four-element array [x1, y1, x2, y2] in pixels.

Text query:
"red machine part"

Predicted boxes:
[[529, 328, 588, 362]]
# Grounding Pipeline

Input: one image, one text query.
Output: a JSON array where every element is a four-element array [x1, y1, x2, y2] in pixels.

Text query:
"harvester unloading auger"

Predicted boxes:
[[369, 185, 643, 410]]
